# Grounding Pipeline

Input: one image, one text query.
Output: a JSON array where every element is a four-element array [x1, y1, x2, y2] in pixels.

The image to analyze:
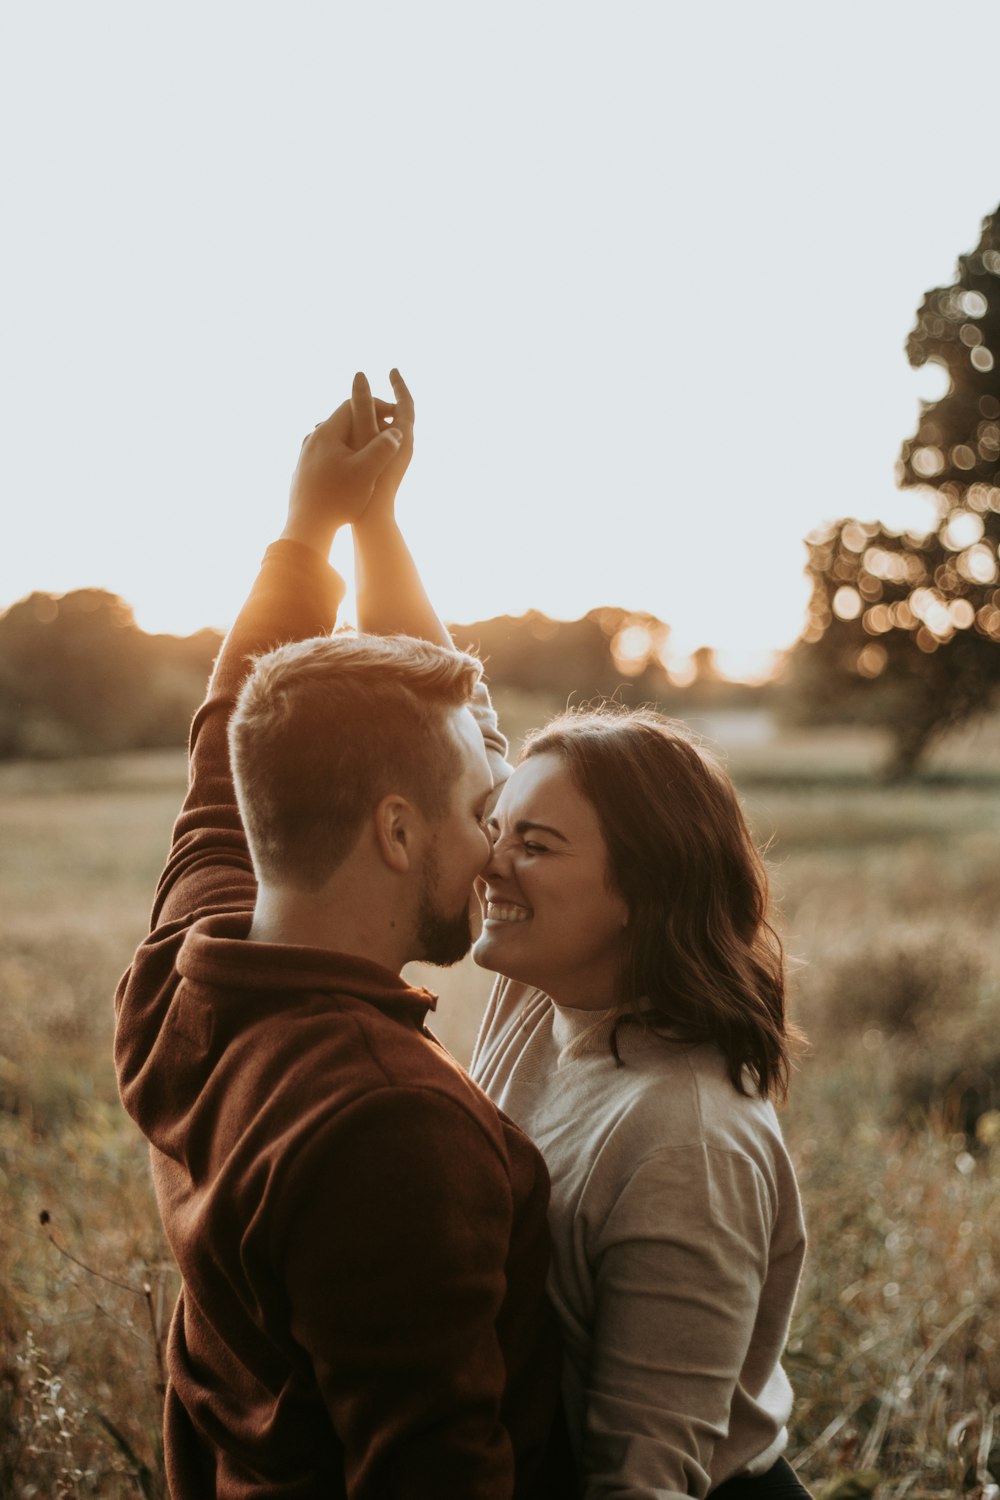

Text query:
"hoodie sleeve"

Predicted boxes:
[[148, 540, 344, 931], [114, 541, 343, 1089]]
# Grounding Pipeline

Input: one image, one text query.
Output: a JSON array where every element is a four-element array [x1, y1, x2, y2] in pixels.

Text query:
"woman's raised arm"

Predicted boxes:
[[351, 369, 453, 648], [350, 368, 512, 791]]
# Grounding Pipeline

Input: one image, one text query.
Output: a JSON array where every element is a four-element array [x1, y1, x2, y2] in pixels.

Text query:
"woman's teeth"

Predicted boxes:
[[486, 902, 531, 923]]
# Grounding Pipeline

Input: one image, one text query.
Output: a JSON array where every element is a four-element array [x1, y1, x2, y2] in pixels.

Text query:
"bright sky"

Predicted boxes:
[[3, 1, 998, 680]]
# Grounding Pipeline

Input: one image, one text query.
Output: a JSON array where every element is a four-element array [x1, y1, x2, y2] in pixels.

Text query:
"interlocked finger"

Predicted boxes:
[[350, 371, 380, 450], [388, 369, 414, 438]]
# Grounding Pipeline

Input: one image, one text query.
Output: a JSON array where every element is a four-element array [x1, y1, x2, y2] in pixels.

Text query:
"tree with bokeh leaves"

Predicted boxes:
[[793, 204, 1000, 777]]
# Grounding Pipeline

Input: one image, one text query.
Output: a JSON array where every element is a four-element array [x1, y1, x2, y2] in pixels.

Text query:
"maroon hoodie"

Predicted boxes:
[[114, 541, 573, 1500]]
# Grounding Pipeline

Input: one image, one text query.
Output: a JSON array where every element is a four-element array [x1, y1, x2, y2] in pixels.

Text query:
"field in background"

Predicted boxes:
[[2, 703, 1000, 1497]]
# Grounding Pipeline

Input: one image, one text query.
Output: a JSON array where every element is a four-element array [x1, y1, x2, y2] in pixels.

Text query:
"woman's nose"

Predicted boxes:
[[483, 835, 512, 880]]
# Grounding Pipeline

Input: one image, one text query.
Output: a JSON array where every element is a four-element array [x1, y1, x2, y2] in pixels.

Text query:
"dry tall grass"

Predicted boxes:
[[2, 717, 999, 1497]]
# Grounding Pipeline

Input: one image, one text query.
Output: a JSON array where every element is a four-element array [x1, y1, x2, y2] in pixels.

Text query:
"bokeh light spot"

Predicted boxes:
[[960, 290, 988, 317], [970, 346, 995, 373], [611, 623, 653, 677], [663, 653, 697, 689], [909, 588, 953, 638], [957, 545, 999, 585], [841, 522, 869, 553], [912, 446, 944, 477], [977, 606, 1000, 639], [856, 643, 887, 678], [713, 647, 781, 685], [862, 605, 892, 634], [942, 510, 984, 549], [832, 586, 862, 621]]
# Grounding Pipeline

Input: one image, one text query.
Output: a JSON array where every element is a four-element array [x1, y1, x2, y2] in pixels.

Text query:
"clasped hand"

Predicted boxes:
[[282, 370, 414, 557]]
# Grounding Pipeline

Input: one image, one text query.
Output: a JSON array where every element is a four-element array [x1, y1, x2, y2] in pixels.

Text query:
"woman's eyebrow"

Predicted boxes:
[[514, 819, 570, 843], [486, 816, 570, 844]]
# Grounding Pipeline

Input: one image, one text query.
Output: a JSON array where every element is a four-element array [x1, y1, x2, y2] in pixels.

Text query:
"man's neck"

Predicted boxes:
[[248, 880, 409, 975]]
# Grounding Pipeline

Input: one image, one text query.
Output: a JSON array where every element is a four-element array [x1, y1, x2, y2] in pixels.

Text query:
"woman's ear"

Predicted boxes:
[[373, 794, 416, 874]]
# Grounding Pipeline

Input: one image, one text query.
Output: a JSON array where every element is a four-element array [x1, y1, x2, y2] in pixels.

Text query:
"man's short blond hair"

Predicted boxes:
[[228, 633, 482, 890]]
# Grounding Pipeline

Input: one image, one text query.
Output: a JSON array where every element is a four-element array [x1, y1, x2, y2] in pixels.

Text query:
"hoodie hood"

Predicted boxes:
[[115, 909, 439, 1169]]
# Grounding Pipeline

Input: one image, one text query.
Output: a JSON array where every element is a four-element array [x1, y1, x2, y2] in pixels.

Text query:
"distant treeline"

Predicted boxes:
[[0, 590, 763, 760], [0, 590, 223, 759], [450, 607, 748, 708]]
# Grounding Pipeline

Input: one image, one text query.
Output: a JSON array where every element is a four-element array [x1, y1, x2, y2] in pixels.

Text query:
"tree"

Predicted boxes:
[[793, 204, 1000, 777], [0, 589, 221, 757]]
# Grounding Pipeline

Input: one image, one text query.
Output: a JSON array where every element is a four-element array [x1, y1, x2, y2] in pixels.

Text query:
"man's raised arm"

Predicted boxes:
[[115, 395, 402, 1065]]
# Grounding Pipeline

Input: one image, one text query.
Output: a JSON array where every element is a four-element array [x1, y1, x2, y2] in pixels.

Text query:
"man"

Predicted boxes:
[[114, 377, 572, 1499]]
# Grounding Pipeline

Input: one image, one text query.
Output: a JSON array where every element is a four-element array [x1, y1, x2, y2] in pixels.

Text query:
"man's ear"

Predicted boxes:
[[373, 794, 418, 874]]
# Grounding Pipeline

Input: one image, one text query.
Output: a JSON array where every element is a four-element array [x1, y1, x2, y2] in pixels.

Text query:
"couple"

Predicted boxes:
[[115, 370, 806, 1500]]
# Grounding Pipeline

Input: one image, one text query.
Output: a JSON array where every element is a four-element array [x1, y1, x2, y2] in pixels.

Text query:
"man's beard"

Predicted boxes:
[[415, 842, 474, 968]]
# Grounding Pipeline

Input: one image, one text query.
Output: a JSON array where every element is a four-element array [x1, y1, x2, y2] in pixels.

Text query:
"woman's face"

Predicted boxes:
[[472, 751, 629, 1009]]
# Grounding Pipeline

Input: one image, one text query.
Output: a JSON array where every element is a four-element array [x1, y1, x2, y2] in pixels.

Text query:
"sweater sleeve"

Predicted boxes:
[[279, 1087, 517, 1500], [467, 676, 514, 802], [581, 1144, 774, 1500], [115, 541, 343, 1086]]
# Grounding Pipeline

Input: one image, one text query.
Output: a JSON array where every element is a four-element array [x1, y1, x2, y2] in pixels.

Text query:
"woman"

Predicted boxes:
[[351, 370, 808, 1500]]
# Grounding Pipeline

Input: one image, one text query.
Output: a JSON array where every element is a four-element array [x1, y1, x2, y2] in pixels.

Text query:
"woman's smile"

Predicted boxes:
[[484, 898, 533, 924]]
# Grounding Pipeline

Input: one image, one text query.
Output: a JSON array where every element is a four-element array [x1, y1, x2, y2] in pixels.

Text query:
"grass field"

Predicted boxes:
[[2, 705, 999, 1497]]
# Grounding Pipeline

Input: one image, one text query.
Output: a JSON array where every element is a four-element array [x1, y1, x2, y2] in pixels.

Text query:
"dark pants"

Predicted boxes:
[[712, 1456, 813, 1500]]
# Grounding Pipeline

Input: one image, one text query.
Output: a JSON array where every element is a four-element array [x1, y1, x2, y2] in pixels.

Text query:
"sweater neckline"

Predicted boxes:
[[549, 995, 669, 1054], [550, 1000, 617, 1052]]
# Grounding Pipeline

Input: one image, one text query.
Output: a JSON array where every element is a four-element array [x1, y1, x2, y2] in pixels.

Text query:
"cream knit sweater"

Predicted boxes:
[[470, 979, 806, 1500]]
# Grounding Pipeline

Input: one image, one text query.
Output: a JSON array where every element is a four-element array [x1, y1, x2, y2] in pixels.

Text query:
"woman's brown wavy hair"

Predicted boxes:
[[521, 706, 796, 1099]]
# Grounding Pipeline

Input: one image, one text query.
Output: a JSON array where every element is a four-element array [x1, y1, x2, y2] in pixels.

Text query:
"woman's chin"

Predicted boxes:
[[472, 923, 524, 977], [471, 928, 497, 970]]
